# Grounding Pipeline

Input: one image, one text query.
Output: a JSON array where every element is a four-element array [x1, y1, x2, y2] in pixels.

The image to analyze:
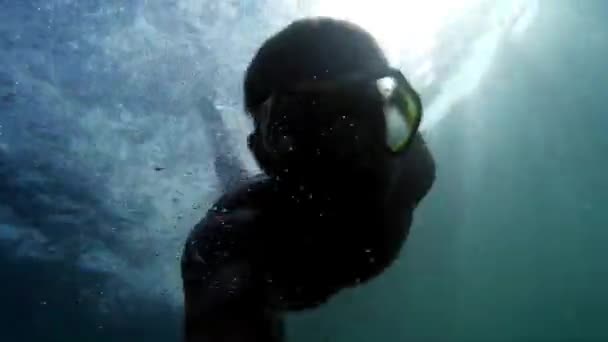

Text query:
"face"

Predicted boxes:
[[248, 83, 384, 181], [247, 69, 423, 181]]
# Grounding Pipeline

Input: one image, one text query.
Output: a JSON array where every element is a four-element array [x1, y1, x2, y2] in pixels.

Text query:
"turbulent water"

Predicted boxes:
[[1, 1, 607, 341]]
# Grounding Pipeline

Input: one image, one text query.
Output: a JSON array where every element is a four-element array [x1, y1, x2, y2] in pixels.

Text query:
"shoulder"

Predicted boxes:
[[181, 174, 275, 281], [215, 173, 276, 211]]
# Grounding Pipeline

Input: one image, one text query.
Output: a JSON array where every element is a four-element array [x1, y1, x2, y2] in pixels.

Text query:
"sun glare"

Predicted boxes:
[[308, 0, 485, 63]]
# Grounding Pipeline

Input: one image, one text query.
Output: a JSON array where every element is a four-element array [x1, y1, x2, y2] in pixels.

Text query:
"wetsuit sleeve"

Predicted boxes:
[[181, 208, 284, 342]]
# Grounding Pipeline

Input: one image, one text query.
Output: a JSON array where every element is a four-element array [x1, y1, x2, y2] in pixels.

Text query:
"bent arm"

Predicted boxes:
[[182, 261, 284, 342], [181, 209, 284, 342]]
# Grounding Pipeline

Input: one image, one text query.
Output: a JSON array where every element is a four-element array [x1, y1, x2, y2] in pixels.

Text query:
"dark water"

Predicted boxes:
[[290, 4, 608, 341], [1, 1, 607, 341]]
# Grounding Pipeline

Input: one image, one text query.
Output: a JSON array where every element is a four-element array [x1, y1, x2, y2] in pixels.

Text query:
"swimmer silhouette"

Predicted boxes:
[[181, 17, 436, 342]]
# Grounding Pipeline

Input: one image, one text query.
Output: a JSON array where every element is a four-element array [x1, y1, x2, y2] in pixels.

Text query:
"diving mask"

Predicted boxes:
[[254, 68, 423, 155]]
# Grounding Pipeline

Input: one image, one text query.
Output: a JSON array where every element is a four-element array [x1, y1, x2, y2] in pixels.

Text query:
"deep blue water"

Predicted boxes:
[[1, 1, 607, 341]]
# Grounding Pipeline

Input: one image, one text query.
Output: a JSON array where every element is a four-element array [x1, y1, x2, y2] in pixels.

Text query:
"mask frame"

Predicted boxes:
[[252, 68, 423, 155]]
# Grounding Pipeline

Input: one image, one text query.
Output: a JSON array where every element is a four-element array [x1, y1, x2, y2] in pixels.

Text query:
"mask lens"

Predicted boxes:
[[377, 75, 422, 153], [264, 69, 422, 155]]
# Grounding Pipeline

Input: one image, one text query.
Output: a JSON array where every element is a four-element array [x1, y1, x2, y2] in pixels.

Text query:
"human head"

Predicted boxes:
[[244, 17, 416, 187]]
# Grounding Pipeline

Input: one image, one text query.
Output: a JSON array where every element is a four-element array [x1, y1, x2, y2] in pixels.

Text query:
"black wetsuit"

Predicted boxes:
[[181, 134, 435, 342]]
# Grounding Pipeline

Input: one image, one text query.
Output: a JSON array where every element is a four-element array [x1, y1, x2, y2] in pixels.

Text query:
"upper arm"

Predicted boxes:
[[181, 208, 283, 342], [182, 261, 283, 342]]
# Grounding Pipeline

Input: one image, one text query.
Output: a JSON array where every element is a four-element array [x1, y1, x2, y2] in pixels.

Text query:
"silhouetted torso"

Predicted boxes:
[[182, 134, 434, 313]]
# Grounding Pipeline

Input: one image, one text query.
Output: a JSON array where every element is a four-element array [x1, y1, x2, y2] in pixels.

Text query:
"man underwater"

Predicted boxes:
[[181, 17, 436, 342]]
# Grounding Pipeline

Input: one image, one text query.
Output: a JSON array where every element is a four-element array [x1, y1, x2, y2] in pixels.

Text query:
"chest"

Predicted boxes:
[[260, 204, 412, 310]]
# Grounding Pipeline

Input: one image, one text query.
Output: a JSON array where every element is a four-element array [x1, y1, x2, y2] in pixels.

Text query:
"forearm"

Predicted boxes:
[[182, 250, 283, 342], [184, 310, 284, 342], [183, 282, 284, 342]]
